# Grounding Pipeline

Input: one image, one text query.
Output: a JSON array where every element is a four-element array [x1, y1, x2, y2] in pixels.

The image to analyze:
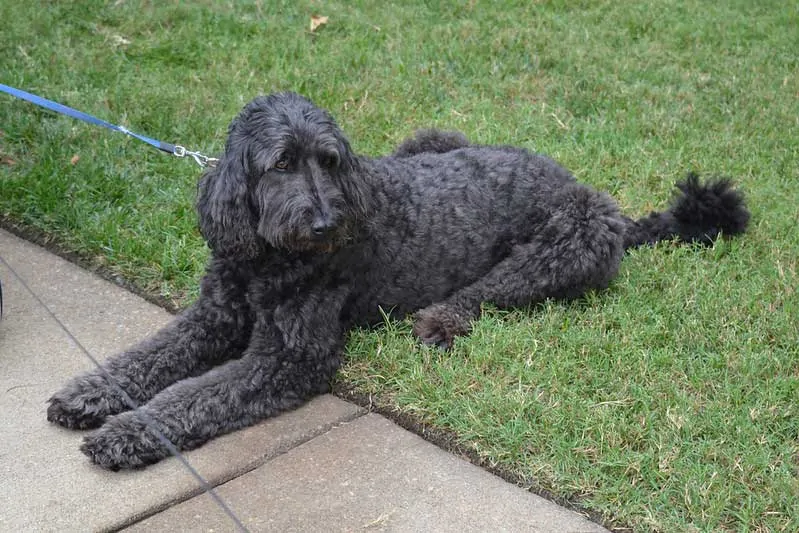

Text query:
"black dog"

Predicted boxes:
[[47, 93, 749, 469]]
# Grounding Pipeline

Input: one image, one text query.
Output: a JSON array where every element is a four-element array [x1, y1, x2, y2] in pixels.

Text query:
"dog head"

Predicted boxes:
[[197, 93, 370, 256]]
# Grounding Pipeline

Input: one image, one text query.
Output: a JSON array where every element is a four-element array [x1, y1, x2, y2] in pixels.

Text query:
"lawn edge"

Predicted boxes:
[[0, 215, 625, 532]]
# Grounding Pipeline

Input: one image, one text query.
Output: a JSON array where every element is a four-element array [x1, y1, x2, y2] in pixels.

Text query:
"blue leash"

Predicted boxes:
[[0, 83, 217, 167]]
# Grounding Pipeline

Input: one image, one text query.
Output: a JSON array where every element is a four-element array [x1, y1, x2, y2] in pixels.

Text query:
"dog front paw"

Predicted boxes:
[[47, 373, 129, 430], [413, 303, 472, 350], [81, 411, 169, 470]]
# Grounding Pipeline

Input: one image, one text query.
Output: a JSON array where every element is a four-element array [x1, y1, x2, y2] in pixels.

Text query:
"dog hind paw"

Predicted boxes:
[[412, 303, 472, 350]]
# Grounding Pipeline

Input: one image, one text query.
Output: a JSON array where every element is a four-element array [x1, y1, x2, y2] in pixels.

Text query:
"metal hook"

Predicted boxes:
[[173, 145, 219, 168]]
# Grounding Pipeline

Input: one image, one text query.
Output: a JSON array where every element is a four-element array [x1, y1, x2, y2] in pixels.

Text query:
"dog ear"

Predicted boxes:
[[196, 145, 259, 256], [333, 131, 373, 220]]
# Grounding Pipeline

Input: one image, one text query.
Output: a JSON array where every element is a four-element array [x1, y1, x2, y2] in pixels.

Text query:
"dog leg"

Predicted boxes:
[[414, 184, 627, 348], [81, 294, 347, 469], [79, 350, 332, 469], [47, 298, 250, 429]]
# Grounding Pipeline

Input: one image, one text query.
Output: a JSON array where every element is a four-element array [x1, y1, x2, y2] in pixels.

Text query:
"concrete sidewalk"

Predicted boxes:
[[0, 228, 607, 532]]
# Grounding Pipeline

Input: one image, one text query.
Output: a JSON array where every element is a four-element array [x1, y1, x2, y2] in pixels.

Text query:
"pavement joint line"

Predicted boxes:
[[205, 407, 370, 485], [114, 407, 368, 531], [0, 253, 251, 533]]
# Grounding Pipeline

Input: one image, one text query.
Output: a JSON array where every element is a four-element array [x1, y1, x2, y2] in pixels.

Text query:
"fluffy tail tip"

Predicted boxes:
[[671, 172, 750, 245]]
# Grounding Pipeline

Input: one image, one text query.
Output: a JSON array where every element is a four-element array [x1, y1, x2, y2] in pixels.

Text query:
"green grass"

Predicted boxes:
[[1, 1, 797, 531]]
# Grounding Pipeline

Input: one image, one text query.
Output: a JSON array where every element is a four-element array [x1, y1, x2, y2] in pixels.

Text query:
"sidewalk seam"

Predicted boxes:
[[106, 405, 367, 532]]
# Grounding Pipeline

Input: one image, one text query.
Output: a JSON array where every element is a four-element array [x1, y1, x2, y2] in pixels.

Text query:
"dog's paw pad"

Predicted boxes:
[[413, 304, 471, 350], [81, 412, 167, 470]]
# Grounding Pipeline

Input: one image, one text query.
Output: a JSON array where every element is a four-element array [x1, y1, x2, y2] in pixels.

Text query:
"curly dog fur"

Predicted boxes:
[[47, 93, 749, 469]]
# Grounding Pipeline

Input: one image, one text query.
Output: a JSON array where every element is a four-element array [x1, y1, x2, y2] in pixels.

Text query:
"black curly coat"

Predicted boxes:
[[47, 93, 749, 469]]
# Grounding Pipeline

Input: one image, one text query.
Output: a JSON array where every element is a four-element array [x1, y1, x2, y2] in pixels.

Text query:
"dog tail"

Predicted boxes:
[[393, 129, 470, 157], [623, 173, 750, 249]]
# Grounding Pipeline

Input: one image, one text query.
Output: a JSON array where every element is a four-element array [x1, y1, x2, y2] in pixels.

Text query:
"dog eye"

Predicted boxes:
[[320, 153, 340, 169], [273, 158, 289, 171]]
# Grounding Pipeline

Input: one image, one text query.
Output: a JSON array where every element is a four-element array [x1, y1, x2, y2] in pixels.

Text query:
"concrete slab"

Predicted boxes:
[[0, 229, 364, 532], [129, 414, 607, 533]]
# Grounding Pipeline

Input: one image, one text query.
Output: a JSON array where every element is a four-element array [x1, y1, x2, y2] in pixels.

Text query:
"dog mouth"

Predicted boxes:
[[306, 240, 341, 253], [255, 202, 355, 253], [273, 224, 352, 253], [288, 237, 345, 254]]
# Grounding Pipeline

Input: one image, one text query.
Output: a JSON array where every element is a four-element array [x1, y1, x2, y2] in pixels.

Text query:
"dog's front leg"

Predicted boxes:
[[80, 296, 347, 470], [47, 296, 252, 430]]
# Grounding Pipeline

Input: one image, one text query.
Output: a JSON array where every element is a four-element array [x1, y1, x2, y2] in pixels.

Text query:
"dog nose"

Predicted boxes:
[[311, 218, 336, 237]]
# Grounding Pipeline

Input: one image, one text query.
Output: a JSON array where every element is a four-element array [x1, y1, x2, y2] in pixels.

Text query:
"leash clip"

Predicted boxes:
[[173, 145, 219, 168]]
